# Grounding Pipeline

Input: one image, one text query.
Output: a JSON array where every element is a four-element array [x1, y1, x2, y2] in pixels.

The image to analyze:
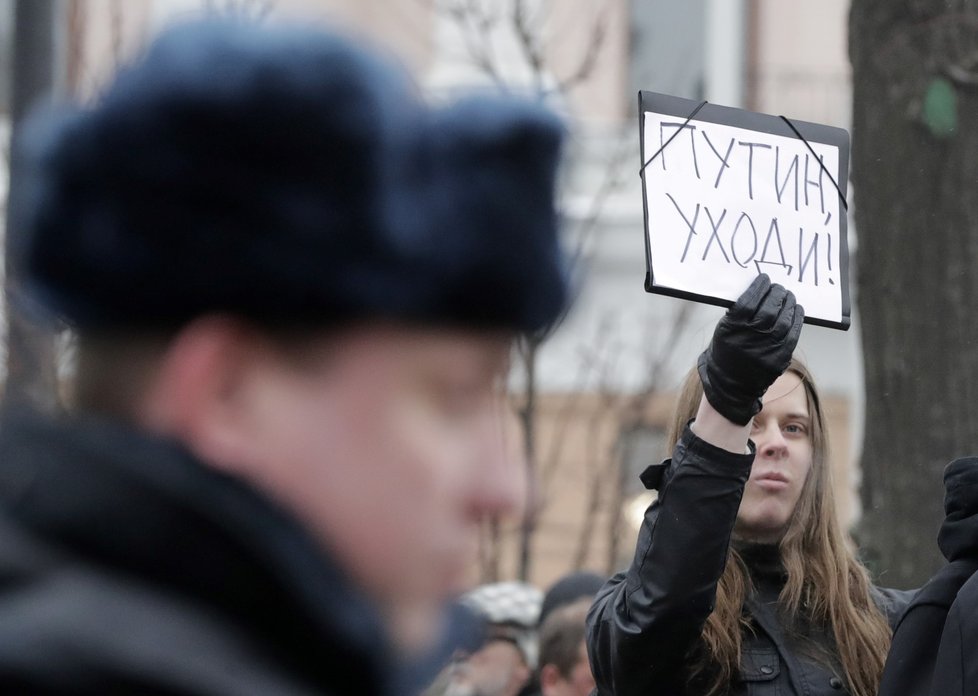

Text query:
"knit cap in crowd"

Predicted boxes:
[[538, 570, 605, 627], [461, 581, 543, 668]]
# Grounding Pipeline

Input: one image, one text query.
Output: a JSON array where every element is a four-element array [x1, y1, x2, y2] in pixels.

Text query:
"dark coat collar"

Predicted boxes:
[[0, 407, 398, 693]]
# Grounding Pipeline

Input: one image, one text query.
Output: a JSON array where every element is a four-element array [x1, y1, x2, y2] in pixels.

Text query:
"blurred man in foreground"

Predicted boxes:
[[0, 19, 567, 695]]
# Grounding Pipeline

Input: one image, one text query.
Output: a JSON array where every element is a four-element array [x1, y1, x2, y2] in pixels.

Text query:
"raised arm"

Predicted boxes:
[[586, 275, 803, 696]]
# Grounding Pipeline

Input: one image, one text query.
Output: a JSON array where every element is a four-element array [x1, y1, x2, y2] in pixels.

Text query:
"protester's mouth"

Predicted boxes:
[[753, 471, 789, 491]]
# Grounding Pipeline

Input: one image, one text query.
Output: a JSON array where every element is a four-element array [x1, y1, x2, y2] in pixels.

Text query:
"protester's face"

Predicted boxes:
[[735, 371, 813, 543], [452, 639, 531, 696], [242, 324, 524, 654]]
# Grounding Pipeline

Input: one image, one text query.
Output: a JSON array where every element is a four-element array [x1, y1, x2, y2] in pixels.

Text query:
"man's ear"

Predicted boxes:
[[136, 315, 267, 473], [539, 663, 563, 693]]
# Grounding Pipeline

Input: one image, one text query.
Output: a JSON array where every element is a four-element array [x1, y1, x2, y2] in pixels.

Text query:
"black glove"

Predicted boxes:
[[697, 274, 804, 425]]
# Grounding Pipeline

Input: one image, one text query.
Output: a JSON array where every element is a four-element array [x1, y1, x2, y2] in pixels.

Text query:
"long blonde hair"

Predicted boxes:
[[667, 358, 891, 696]]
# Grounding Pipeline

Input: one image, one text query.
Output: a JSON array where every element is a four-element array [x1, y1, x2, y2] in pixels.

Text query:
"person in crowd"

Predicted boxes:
[[876, 455, 978, 696], [537, 598, 595, 696], [425, 581, 542, 696], [519, 570, 604, 696], [538, 571, 605, 630], [586, 275, 912, 696], [0, 18, 568, 695]]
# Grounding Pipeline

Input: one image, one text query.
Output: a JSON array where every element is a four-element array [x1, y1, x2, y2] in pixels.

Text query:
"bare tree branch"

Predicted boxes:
[[478, 517, 503, 582], [572, 399, 611, 568], [512, 0, 545, 92], [425, 0, 694, 583], [564, 133, 635, 275], [435, 0, 506, 87], [203, 0, 276, 22]]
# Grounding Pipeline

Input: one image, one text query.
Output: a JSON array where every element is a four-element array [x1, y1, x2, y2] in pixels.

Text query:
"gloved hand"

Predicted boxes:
[[697, 274, 804, 425]]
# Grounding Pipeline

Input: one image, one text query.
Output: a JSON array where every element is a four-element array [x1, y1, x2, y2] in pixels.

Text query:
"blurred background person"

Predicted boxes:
[[520, 570, 604, 696], [537, 598, 595, 696], [425, 581, 542, 696], [537, 572, 606, 631]]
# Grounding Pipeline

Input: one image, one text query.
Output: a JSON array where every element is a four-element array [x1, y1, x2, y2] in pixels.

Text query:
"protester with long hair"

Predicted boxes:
[[586, 276, 912, 696]]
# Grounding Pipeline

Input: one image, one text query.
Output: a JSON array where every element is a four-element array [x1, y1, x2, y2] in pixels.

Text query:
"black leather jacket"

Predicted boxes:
[[586, 426, 911, 696]]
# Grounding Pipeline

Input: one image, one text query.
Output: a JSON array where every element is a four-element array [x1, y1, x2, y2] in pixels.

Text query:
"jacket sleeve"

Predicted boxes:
[[586, 425, 753, 696], [871, 584, 918, 628], [928, 572, 978, 696]]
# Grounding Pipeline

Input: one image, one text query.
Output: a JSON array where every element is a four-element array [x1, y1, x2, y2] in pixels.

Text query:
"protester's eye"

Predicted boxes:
[[783, 422, 808, 436]]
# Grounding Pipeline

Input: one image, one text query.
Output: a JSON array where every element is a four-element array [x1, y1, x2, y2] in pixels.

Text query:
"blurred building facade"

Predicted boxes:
[[3, 0, 858, 588]]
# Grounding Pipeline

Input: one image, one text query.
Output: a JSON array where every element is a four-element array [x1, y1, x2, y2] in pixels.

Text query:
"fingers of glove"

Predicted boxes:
[[782, 300, 805, 355], [749, 282, 795, 332], [766, 289, 798, 339], [728, 274, 772, 322]]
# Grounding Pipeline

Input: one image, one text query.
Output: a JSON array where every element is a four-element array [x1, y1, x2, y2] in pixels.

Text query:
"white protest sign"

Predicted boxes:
[[638, 92, 850, 330]]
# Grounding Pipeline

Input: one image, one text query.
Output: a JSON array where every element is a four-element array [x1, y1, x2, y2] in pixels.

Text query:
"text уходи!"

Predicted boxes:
[[638, 91, 851, 330]]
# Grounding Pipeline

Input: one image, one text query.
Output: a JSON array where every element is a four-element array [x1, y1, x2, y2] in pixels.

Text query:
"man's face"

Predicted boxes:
[[563, 641, 596, 696], [240, 324, 524, 654], [541, 641, 595, 696]]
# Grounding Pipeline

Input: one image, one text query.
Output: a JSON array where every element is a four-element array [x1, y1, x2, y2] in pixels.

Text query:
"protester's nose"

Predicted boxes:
[[756, 422, 788, 459]]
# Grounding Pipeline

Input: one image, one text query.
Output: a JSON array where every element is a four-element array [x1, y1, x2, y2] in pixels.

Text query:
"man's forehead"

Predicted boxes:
[[321, 324, 513, 369]]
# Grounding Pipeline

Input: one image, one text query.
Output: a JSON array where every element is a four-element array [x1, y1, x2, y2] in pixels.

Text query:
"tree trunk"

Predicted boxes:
[[850, 1, 978, 587], [517, 336, 540, 582], [4, 0, 61, 414]]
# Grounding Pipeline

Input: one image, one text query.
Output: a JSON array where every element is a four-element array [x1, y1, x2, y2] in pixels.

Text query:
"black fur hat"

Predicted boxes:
[[15, 20, 569, 333]]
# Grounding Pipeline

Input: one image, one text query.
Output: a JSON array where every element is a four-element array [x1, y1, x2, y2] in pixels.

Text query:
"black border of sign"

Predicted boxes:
[[638, 90, 851, 331]]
